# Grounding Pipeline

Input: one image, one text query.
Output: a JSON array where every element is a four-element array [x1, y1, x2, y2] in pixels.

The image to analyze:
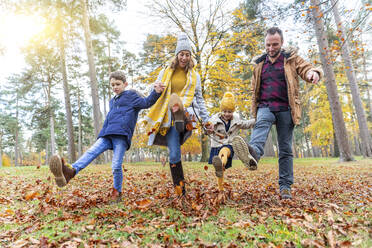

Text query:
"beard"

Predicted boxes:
[[268, 49, 281, 58]]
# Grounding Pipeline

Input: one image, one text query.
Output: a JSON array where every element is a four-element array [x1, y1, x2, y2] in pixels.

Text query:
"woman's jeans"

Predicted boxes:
[[72, 136, 128, 192], [166, 126, 181, 164], [249, 107, 294, 191]]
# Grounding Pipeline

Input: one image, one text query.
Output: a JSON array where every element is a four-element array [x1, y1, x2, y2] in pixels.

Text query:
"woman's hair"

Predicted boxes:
[[170, 55, 195, 72]]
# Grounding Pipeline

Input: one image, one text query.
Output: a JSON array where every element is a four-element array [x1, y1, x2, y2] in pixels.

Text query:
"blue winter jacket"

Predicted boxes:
[[98, 89, 161, 149]]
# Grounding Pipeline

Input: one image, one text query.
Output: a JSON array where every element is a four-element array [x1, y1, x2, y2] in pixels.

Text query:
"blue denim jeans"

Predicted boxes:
[[72, 136, 128, 192], [249, 108, 294, 191], [166, 126, 181, 164]]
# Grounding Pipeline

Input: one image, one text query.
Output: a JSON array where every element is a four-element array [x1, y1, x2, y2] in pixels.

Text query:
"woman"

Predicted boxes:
[[145, 32, 212, 197]]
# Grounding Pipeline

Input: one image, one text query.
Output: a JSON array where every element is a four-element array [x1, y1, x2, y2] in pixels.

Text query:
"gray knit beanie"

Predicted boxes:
[[175, 32, 192, 55]]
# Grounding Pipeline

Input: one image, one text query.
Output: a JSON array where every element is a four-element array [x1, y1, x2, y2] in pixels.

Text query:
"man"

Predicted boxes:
[[233, 27, 322, 199]]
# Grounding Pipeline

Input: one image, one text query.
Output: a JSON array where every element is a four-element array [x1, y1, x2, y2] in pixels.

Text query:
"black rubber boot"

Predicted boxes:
[[169, 161, 186, 196]]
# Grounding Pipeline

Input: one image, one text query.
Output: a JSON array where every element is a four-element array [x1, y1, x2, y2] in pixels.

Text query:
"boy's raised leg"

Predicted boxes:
[[49, 155, 76, 187]]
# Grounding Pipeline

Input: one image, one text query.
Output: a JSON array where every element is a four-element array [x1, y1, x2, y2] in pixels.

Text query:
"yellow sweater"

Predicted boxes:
[[171, 67, 187, 95]]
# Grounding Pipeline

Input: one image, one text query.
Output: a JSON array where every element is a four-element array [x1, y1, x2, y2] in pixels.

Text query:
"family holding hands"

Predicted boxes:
[[49, 27, 322, 202]]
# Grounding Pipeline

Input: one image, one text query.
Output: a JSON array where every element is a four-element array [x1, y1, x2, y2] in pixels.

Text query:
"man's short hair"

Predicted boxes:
[[266, 27, 284, 42], [109, 71, 126, 82]]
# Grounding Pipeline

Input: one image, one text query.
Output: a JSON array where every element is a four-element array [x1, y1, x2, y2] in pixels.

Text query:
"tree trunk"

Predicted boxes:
[[45, 141, 49, 165], [292, 138, 299, 158], [200, 133, 209, 162], [48, 82, 56, 155], [313, 146, 319, 157], [0, 132, 2, 167], [310, 0, 353, 162], [263, 130, 275, 157], [331, 0, 372, 157], [39, 152, 42, 167], [77, 85, 83, 158], [15, 96, 19, 166], [330, 141, 334, 157], [81, 0, 102, 138], [362, 52, 372, 122], [58, 23, 76, 163], [354, 135, 361, 156]]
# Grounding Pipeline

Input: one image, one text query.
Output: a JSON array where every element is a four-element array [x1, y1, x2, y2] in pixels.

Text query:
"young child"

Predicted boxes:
[[49, 71, 165, 202], [208, 92, 258, 191]]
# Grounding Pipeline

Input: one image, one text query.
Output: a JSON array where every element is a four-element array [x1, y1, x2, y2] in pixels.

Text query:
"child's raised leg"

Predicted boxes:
[[212, 147, 231, 191], [49, 137, 111, 187]]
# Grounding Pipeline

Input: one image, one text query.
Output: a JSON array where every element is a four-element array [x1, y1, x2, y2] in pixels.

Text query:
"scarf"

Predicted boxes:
[[144, 65, 197, 137]]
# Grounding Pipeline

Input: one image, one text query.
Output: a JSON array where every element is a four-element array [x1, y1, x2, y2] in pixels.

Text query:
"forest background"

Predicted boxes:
[[0, 0, 371, 167]]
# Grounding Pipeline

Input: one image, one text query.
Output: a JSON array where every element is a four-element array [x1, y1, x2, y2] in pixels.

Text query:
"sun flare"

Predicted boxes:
[[0, 14, 45, 49]]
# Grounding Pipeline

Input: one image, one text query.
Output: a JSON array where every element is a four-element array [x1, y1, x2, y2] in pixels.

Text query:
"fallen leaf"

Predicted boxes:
[[135, 199, 152, 209]]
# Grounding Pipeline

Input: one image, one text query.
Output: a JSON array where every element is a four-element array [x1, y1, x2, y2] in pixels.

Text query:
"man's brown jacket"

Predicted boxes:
[[250, 47, 323, 125]]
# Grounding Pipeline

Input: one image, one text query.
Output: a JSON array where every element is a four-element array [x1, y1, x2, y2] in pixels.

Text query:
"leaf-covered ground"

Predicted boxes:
[[0, 157, 371, 247]]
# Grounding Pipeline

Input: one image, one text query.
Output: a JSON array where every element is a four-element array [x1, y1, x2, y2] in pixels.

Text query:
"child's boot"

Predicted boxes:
[[49, 154, 76, 187], [110, 188, 122, 204], [169, 93, 185, 133], [169, 161, 186, 196], [232, 136, 258, 170], [213, 147, 230, 191]]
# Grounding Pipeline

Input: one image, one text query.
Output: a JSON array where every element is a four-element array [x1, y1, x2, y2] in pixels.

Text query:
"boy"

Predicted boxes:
[[49, 71, 165, 202], [208, 92, 257, 191]]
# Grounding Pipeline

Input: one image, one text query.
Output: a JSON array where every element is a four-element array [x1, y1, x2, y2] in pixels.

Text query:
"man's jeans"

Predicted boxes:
[[166, 126, 181, 164], [249, 107, 294, 190], [72, 136, 128, 192]]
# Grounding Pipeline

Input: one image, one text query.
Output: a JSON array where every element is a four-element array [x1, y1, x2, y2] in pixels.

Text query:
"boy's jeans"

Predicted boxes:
[[166, 126, 181, 164], [249, 107, 294, 191], [72, 136, 128, 192]]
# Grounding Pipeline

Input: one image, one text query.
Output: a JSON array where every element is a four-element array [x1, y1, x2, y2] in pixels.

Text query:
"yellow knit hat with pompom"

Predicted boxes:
[[220, 92, 236, 112]]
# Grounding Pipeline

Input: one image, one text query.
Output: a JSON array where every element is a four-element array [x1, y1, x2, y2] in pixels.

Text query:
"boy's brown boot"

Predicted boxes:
[[49, 154, 76, 187], [110, 188, 122, 203], [232, 136, 258, 170], [169, 93, 185, 133]]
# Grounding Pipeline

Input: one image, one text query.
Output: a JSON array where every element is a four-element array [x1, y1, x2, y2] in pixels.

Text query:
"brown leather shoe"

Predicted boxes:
[[110, 188, 122, 203], [49, 155, 76, 187]]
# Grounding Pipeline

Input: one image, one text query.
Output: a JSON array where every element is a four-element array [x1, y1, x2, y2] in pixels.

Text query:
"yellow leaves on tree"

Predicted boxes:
[[181, 132, 201, 156], [2, 154, 12, 167]]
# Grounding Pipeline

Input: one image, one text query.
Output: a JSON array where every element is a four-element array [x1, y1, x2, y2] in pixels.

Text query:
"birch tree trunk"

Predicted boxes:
[[81, 0, 102, 138], [58, 20, 76, 162], [310, 0, 353, 161], [331, 0, 372, 157]]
